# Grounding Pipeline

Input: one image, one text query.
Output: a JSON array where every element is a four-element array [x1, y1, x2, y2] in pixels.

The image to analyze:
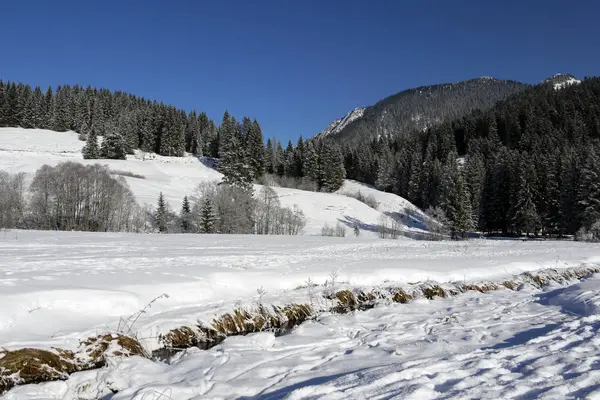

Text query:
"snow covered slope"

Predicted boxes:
[[542, 73, 582, 90], [315, 107, 365, 138], [0, 127, 428, 236]]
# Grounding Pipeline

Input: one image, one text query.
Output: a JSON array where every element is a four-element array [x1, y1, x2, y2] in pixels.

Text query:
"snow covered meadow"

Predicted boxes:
[[1, 230, 600, 398], [3, 128, 600, 398]]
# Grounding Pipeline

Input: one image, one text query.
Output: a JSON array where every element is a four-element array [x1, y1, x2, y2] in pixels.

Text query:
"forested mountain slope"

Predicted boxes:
[[347, 76, 599, 236], [316, 77, 530, 144]]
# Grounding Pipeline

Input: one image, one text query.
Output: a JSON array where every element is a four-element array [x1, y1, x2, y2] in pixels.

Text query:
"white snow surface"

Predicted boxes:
[[2, 231, 600, 398], [0, 127, 428, 237]]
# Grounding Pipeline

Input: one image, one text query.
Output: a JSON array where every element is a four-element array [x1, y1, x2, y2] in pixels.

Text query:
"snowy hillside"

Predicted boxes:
[[0, 127, 428, 236], [316, 107, 365, 138]]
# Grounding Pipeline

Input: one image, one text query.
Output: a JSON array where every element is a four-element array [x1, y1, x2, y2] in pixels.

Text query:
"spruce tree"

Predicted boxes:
[[294, 136, 305, 178], [265, 138, 275, 174], [100, 126, 127, 160], [82, 125, 100, 159], [181, 196, 192, 233], [375, 147, 394, 192], [577, 148, 600, 229], [247, 119, 265, 179], [510, 162, 541, 236], [440, 152, 473, 238], [199, 198, 216, 233], [0, 81, 6, 126], [275, 141, 285, 176], [155, 192, 168, 233]]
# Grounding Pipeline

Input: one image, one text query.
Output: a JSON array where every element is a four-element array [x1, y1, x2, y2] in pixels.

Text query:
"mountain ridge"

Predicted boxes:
[[315, 74, 579, 144]]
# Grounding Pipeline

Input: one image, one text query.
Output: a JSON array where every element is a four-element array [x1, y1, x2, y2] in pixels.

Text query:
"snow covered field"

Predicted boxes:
[[3, 128, 600, 398], [0, 128, 428, 237], [2, 231, 600, 398]]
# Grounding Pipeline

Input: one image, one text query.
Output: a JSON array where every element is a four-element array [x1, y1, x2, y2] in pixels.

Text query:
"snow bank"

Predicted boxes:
[[538, 278, 600, 316]]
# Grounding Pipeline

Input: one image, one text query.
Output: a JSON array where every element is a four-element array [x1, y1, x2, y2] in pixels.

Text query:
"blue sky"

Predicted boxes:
[[2, 0, 599, 143]]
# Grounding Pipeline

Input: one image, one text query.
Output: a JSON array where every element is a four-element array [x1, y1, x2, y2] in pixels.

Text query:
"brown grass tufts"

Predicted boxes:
[[0, 348, 77, 394], [391, 288, 412, 304], [79, 334, 145, 366], [460, 283, 499, 293], [502, 281, 517, 290], [422, 285, 446, 300]]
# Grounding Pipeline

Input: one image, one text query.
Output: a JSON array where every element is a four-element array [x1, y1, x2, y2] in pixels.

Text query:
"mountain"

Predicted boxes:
[[315, 77, 530, 144], [542, 73, 582, 90]]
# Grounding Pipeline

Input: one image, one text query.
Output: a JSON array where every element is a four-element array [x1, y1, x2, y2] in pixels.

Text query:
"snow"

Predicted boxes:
[[0, 127, 427, 237], [2, 230, 600, 398], [316, 107, 365, 138], [554, 77, 581, 90], [4, 128, 600, 398]]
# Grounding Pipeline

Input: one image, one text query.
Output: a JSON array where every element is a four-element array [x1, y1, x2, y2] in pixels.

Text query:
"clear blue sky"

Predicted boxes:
[[2, 0, 599, 144]]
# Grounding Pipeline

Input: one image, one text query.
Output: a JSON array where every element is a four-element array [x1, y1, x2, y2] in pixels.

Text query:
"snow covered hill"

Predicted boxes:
[[0, 127, 429, 237]]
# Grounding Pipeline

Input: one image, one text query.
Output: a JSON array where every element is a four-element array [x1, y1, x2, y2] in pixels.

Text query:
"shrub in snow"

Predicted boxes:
[[343, 190, 379, 210]]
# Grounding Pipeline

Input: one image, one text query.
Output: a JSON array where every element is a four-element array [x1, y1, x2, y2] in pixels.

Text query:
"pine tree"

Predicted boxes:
[[247, 119, 265, 179], [510, 161, 541, 236], [0, 81, 6, 126], [440, 152, 473, 238], [155, 192, 168, 233], [82, 124, 99, 159], [465, 154, 486, 229], [199, 198, 216, 233], [275, 142, 285, 176], [283, 140, 295, 177], [375, 147, 394, 192], [43, 86, 54, 129], [305, 139, 346, 192], [294, 136, 305, 178], [100, 124, 127, 160], [577, 148, 600, 229], [181, 196, 192, 233], [265, 138, 275, 174]]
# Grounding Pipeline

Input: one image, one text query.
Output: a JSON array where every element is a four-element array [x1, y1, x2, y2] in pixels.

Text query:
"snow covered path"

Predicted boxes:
[[7, 276, 600, 399]]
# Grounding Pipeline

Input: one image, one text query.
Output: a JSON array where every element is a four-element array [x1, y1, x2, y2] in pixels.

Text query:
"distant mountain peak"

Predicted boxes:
[[543, 73, 581, 90]]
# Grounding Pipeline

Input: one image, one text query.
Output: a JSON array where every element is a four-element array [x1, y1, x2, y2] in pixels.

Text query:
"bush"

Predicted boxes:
[[575, 220, 600, 242], [343, 190, 379, 210], [425, 206, 450, 240], [258, 174, 318, 192], [109, 169, 146, 179], [191, 182, 307, 235], [322, 222, 346, 237], [335, 222, 346, 237]]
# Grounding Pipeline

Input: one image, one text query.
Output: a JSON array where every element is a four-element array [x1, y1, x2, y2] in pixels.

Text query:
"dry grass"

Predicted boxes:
[[0, 334, 144, 395], [80, 334, 146, 365], [421, 285, 447, 300], [0, 348, 77, 394], [4, 264, 600, 395], [391, 288, 413, 304]]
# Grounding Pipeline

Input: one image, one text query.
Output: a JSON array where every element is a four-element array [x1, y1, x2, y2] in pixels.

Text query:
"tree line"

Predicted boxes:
[[0, 162, 307, 236], [341, 77, 600, 237], [0, 163, 144, 232], [0, 80, 347, 193]]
